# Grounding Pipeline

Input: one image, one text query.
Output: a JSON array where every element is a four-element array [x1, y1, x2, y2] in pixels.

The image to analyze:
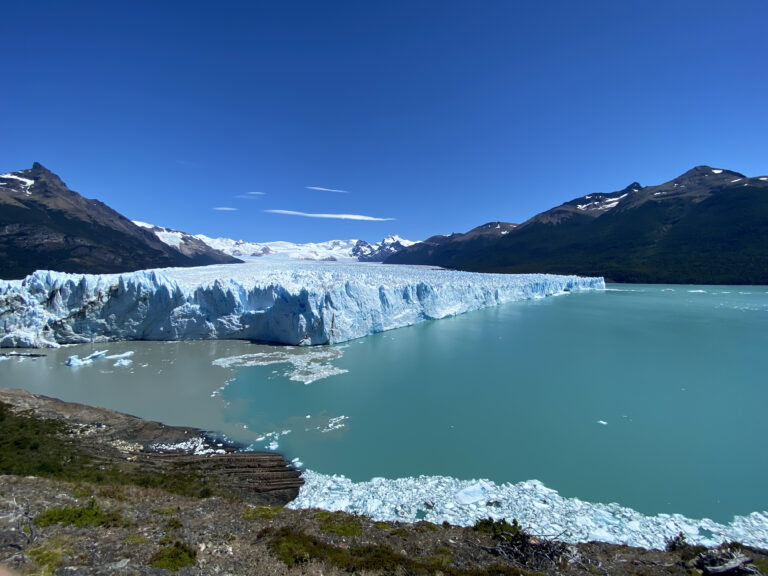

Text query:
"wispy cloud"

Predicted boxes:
[[264, 209, 394, 221], [306, 186, 349, 194], [234, 191, 266, 199], [213, 206, 238, 211]]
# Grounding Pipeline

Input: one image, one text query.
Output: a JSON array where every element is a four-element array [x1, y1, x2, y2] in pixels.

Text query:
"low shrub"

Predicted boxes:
[[150, 541, 197, 572], [242, 505, 283, 520], [34, 498, 127, 528]]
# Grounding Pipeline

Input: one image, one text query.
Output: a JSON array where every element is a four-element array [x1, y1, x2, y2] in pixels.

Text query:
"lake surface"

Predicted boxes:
[[2, 284, 766, 525]]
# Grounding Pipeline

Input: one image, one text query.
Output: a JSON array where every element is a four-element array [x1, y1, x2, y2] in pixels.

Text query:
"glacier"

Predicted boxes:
[[0, 261, 604, 348], [288, 470, 768, 550]]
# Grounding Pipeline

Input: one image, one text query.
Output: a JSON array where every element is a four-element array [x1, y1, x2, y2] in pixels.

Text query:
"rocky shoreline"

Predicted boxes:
[[0, 387, 302, 506], [1, 388, 767, 575]]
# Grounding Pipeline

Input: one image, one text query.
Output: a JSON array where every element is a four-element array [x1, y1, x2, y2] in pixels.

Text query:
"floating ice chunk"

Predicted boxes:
[[688, 290, 706, 294], [318, 415, 348, 433], [0, 263, 604, 349], [250, 429, 291, 450], [213, 347, 347, 385], [597, 420, 608, 426], [65, 350, 108, 367], [105, 351, 134, 360], [113, 358, 133, 367]]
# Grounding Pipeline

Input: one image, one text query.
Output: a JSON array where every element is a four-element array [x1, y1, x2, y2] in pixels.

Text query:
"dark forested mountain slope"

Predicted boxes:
[[0, 163, 240, 279], [387, 167, 768, 284]]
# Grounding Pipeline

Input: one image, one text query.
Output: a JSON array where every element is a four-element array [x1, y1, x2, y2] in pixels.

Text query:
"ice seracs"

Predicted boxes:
[[0, 261, 604, 348], [288, 470, 768, 550]]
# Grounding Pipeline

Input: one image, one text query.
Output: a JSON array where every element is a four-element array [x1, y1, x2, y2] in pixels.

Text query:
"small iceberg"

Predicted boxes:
[[65, 350, 109, 367]]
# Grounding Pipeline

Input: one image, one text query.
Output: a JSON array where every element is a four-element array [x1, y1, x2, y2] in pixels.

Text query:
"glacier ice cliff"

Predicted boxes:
[[288, 471, 768, 550], [0, 261, 604, 348]]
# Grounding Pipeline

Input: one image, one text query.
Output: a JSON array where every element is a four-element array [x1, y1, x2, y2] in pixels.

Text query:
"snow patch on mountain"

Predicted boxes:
[[577, 193, 628, 212], [0, 172, 35, 195], [0, 261, 604, 348], [133, 221, 184, 247]]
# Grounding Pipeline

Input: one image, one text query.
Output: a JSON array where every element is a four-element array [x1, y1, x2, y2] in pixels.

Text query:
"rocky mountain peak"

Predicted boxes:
[[28, 162, 67, 189], [677, 165, 745, 181]]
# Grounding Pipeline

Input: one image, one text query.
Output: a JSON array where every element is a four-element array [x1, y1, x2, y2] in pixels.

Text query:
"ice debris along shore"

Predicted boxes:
[[288, 471, 768, 550], [0, 261, 604, 348]]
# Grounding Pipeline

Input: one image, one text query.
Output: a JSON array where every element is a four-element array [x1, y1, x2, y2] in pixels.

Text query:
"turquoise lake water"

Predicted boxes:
[[2, 284, 766, 524]]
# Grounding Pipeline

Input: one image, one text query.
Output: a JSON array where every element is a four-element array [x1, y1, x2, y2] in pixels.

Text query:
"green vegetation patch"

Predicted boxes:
[[242, 505, 283, 520], [474, 517, 523, 537], [166, 517, 183, 530], [665, 532, 707, 562], [0, 401, 214, 498], [123, 534, 150, 544], [752, 558, 768, 574], [34, 498, 127, 528], [0, 402, 84, 478], [266, 526, 529, 575], [27, 540, 72, 574], [153, 505, 179, 516], [313, 510, 363, 537], [150, 541, 197, 572]]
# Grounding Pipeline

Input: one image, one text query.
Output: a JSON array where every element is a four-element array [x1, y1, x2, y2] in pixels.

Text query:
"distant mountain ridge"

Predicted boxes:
[[387, 166, 768, 284], [138, 224, 416, 262], [0, 163, 241, 279]]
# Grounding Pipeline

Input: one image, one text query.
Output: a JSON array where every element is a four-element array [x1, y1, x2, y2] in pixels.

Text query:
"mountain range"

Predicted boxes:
[[387, 166, 768, 285], [2, 163, 766, 284], [0, 163, 415, 279], [0, 163, 242, 279], [136, 224, 415, 263]]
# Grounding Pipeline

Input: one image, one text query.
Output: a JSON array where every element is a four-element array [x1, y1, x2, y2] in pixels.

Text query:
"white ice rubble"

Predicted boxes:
[[0, 261, 604, 348], [288, 471, 768, 550], [212, 347, 347, 384], [149, 437, 227, 455]]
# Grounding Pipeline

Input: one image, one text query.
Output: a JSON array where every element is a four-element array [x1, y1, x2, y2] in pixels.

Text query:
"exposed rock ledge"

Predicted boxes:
[[0, 387, 302, 505]]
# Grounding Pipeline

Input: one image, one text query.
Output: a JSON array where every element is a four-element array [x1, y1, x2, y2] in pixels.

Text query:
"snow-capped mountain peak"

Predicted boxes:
[[135, 222, 416, 263]]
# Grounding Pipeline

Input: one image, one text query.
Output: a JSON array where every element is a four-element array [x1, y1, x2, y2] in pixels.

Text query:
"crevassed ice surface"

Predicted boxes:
[[0, 261, 604, 348]]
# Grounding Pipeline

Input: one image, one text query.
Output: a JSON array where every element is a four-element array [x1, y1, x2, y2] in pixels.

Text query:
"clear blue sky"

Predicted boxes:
[[2, 1, 767, 243]]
